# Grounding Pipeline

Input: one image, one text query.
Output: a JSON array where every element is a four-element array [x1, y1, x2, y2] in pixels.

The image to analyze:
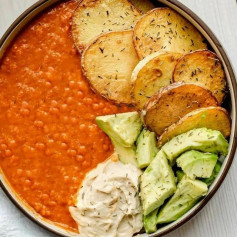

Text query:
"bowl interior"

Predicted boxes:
[[0, 0, 236, 237]]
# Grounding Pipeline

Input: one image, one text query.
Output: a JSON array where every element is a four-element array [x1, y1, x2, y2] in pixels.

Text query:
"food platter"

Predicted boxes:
[[0, 0, 236, 237]]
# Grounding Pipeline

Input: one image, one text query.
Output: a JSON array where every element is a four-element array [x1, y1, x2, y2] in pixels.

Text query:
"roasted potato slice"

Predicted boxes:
[[158, 107, 231, 147], [72, 0, 141, 54], [82, 31, 139, 104], [143, 83, 218, 136], [173, 50, 227, 104], [129, 0, 155, 14], [131, 51, 182, 110], [133, 8, 207, 59]]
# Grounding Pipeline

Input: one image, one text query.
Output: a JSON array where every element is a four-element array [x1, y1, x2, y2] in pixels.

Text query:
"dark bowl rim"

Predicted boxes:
[[0, 0, 236, 237]]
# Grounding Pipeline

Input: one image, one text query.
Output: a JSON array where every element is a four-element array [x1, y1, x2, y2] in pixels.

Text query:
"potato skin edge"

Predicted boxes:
[[133, 7, 207, 60], [143, 82, 219, 135], [172, 49, 227, 104], [157, 106, 231, 148], [72, 0, 141, 55], [81, 30, 137, 106]]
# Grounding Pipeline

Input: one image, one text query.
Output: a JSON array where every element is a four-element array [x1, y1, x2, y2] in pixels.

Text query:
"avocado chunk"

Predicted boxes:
[[202, 161, 222, 186], [96, 112, 143, 147], [157, 176, 208, 224], [162, 128, 229, 166], [136, 129, 158, 168], [140, 150, 176, 216], [176, 170, 185, 182], [177, 150, 218, 179], [112, 140, 138, 167], [144, 209, 158, 234]]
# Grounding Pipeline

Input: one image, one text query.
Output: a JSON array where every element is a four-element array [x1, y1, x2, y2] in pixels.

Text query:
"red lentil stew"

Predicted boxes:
[[0, 0, 131, 232]]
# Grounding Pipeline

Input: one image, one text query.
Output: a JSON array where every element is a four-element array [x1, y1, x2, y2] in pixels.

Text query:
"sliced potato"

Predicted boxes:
[[82, 31, 139, 104], [158, 107, 231, 147], [133, 8, 207, 59], [129, 0, 155, 14], [131, 51, 182, 109], [143, 83, 218, 136], [173, 50, 227, 104], [72, 0, 141, 54]]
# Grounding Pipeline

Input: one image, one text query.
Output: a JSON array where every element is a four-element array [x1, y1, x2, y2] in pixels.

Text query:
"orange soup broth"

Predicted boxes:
[[0, 0, 131, 231]]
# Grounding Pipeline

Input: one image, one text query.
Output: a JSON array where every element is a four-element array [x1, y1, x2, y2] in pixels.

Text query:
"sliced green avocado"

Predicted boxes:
[[157, 176, 208, 224], [202, 161, 222, 186], [176, 170, 185, 182], [177, 150, 218, 179], [136, 129, 158, 169], [162, 128, 229, 166], [112, 140, 138, 167], [140, 150, 176, 216], [144, 209, 158, 234], [96, 112, 142, 147]]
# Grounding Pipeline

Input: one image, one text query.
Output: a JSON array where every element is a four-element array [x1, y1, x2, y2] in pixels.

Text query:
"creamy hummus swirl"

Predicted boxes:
[[69, 156, 143, 237]]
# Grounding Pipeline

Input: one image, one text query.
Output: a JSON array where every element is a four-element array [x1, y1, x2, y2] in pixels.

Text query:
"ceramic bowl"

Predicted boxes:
[[0, 0, 236, 236]]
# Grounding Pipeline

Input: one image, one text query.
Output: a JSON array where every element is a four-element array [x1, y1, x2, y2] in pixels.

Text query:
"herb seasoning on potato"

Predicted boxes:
[[143, 83, 218, 136], [82, 30, 139, 104], [133, 8, 207, 59], [131, 51, 182, 109], [173, 50, 227, 104], [72, 0, 141, 54]]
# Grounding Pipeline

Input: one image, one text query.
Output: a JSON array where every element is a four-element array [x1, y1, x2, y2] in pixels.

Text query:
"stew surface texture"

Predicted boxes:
[[0, 0, 130, 231]]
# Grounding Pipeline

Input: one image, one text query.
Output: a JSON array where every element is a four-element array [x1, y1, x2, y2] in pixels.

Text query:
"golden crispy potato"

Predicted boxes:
[[133, 8, 207, 59], [129, 0, 155, 14], [82, 31, 139, 104], [158, 107, 231, 147], [143, 83, 218, 136], [131, 51, 182, 110], [173, 50, 227, 104], [72, 0, 141, 54]]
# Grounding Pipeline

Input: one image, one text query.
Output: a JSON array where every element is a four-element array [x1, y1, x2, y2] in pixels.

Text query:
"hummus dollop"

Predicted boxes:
[[69, 157, 143, 237]]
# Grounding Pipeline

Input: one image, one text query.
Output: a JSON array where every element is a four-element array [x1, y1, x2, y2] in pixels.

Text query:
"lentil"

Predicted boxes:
[[0, 0, 132, 232]]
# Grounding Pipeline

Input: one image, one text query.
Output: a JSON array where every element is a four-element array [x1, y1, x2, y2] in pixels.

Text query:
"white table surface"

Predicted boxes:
[[0, 0, 236, 237]]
